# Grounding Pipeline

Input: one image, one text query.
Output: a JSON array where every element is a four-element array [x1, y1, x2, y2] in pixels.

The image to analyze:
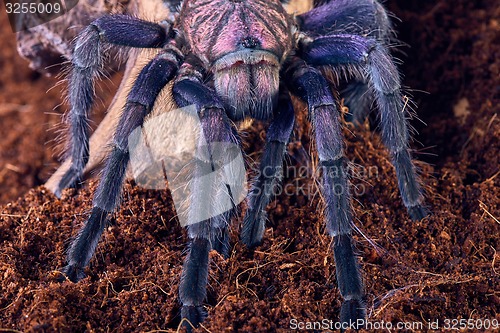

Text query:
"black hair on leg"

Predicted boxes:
[[302, 34, 427, 220], [241, 91, 295, 248], [57, 15, 171, 197], [298, 0, 393, 127], [173, 75, 242, 331], [59, 49, 180, 282], [286, 61, 365, 329]]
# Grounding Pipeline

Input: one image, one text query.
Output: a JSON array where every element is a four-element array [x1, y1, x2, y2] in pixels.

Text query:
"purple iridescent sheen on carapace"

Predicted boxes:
[[179, 0, 295, 120]]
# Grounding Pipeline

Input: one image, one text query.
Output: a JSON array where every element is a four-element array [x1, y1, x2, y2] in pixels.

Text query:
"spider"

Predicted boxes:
[[56, 0, 427, 330]]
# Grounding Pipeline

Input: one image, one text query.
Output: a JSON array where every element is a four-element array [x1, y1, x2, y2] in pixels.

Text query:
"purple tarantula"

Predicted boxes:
[[57, 0, 427, 330]]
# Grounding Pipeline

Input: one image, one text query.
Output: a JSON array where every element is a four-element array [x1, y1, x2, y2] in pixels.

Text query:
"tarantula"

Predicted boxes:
[[56, 0, 427, 330]]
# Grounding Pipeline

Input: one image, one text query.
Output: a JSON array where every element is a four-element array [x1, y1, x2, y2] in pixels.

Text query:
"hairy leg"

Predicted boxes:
[[57, 15, 171, 197], [60, 49, 180, 282], [302, 34, 427, 220], [300, 0, 391, 38], [298, 0, 393, 124], [173, 75, 242, 330], [241, 92, 295, 248], [286, 60, 365, 327]]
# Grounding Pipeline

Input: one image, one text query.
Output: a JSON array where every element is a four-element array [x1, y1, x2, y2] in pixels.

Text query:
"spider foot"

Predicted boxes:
[[408, 205, 429, 221], [57, 264, 86, 283], [339, 299, 366, 332], [55, 168, 82, 198], [181, 305, 207, 332], [241, 209, 265, 249]]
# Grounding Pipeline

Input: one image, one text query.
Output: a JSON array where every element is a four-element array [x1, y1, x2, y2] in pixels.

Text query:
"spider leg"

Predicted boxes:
[[57, 15, 171, 197], [173, 77, 242, 330], [302, 34, 427, 220], [286, 61, 365, 328], [241, 92, 295, 248], [299, 0, 393, 125], [59, 49, 181, 282], [300, 0, 391, 38]]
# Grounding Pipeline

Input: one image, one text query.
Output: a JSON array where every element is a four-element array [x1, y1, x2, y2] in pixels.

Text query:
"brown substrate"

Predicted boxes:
[[0, 0, 499, 332]]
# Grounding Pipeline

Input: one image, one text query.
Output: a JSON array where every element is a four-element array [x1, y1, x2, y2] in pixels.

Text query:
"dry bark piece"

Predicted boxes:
[[16, 0, 126, 75], [41, 0, 173, 193]]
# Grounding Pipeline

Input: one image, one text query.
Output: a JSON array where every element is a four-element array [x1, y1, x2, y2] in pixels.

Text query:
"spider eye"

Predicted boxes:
[[240, 36, 261, 49]]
